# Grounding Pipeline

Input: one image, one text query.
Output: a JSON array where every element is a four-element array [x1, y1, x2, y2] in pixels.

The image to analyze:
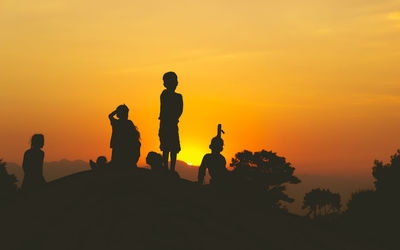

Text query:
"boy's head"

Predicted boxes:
[[96, 156, 107, 168], [116, 104, 129, 120], [31, 134, 44, 149], [163, 72, 178, 91], [209, 136, 224, 153], [146, 151, 163, 170]]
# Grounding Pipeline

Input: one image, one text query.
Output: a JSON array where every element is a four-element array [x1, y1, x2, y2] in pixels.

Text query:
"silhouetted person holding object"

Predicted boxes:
[[198, 124, 228, 185], [22, 134, 46, 191], [109, 105, 141, 168], [89, 156, 109, 171], [159, 72, 183, 172]]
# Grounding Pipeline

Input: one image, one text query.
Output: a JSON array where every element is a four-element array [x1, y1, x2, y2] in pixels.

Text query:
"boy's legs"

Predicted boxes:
[[162, 151, 169, 170], [170, 152, 177, 172]]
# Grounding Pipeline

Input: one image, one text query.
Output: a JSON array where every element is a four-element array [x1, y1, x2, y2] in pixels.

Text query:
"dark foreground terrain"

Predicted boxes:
[[0, 168, 377, 250]]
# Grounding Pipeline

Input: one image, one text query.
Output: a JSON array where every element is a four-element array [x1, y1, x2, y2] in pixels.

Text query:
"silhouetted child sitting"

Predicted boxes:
[[109, 105, 141, 168], [22, 134, 46, 191], [146, 152, 164, 172], [198, 125, 228, 185], [159, 72, 183, 173], [89, 156, 109, 171]]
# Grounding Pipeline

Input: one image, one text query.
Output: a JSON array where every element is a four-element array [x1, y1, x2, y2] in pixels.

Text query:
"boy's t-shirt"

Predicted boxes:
[[159, 90, 183, 123], [198, 153, 227, 183], [22, 148, 44, 177]]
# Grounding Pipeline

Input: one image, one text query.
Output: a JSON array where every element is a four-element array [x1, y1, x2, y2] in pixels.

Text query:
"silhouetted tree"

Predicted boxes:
[[302, 188, 341, 218], [345, 150, 400, 221], [343, 151, 400, 248], [372, 149, 400, 193], [0, 159, 18, 202], [230, 150, 300, 207], [346, 190, 376, 218]]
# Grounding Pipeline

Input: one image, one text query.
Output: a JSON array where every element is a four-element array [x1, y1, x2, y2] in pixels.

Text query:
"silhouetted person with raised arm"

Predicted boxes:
[[159, 72, 183, 172], [22, 134, 46, 191], [198, 125, 228, 185], [109, 105, 141, 168]]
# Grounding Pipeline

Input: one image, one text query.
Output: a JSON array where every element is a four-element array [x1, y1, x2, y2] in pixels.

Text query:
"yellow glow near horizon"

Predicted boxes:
[[178, 143, 206, 166], [1, 0, 400, 176]]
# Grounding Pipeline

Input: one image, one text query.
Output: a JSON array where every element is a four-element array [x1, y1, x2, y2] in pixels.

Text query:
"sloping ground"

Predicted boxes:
[[0, 168, 375, 250]]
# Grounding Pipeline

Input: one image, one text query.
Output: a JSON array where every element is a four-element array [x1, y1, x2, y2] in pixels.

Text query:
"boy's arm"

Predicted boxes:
[[109, 110, 118, 123], [198, 156, 207, 184], [177, 94, 183, 119], [89, 160, 96, 170], [22, 151, 28, 172], [159, 92, 165, 120]]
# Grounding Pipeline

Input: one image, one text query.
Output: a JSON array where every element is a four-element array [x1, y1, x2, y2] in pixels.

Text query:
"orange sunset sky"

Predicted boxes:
[[1, 0, 400, 176]]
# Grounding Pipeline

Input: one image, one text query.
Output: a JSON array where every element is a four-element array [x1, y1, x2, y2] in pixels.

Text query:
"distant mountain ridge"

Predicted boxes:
[[5, 159, 90, 186]]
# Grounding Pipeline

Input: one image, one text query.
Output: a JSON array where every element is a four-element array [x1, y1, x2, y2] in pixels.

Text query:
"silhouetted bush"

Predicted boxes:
[[343, 150, 400, 249], [346, 190, 377, 219], [346, 150, 400, 218], [0, 159, 18, 202], [230, 150, 300, 208], [302, 188, 341, 218], [373, 149, 400, 194]]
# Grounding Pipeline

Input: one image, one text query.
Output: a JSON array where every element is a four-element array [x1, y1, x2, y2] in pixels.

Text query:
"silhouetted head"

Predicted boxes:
[[96, 156, 107, 168], [31, 134, 44, 149], [116, 104, 129, 120], [146, 151, 163, 170], [163, 72, 178, 91], [210, 136, 224, 153]]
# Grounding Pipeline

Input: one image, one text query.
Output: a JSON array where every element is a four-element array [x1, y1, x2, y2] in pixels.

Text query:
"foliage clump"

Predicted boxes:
[[0, 159, 18, 202], [302, 188, 341, 218], [230, 150, 301, 208]]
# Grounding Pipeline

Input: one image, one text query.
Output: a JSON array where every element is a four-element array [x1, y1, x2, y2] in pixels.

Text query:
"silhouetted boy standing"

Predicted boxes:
[[198, 125, 228, 185], [109, 105, 141, 168], [159, 72, 183, 172], [22, 134, 46, 191]]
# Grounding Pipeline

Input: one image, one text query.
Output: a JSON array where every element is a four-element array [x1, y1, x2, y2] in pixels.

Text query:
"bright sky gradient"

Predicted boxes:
[[1, 0, 400, 176]]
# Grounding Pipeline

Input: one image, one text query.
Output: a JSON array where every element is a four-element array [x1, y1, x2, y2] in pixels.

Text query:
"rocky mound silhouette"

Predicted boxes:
[[0, 168, 375, 250]]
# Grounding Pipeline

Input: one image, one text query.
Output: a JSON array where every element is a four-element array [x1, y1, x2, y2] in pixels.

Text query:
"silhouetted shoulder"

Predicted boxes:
[[24, 148, 44, 158], [202, 153, 213, 161], [160, 89, 168, 98], [203, 153, 225, 162]]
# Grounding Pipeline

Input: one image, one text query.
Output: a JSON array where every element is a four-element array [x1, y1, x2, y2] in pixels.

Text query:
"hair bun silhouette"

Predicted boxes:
[[210, 124, 224, 151]]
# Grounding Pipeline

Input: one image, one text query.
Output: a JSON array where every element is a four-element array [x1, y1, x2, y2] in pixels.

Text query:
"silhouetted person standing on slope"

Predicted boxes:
[[22, 134, 46, 191], [198, 125, 228, 185], [159, 72, 183, 172], [109, 105, 141, 168]]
